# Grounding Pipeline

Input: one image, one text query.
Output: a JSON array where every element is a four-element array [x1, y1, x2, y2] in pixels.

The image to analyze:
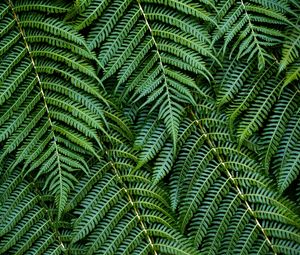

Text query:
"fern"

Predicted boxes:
[[1, 0, 300, 254]]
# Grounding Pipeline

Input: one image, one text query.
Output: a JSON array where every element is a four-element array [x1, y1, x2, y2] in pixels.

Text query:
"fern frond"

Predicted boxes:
[[284, 60, 300, 87], [213, 0, 289, 70], [172, 111, 300, 254], [13, 0, 70, 14], [134, 117, 169, 170], [268, 87, 300, 193], [0, 0, 113, 219], [280, 28, 300, 72], [0, 171, 65, 254], [71, 0, 217, 145], [260, 86, 300, 171], [236, 77, 283, 145], [66, 157, 200, 255], [215, 56, 255, 107], [225, 62, 277, 134]]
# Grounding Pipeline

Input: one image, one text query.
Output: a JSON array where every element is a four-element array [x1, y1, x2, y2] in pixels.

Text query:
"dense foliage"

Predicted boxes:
[[0, 0, 300, 254]]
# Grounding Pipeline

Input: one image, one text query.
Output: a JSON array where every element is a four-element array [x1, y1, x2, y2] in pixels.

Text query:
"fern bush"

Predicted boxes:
[[0, 0, 299, 254]]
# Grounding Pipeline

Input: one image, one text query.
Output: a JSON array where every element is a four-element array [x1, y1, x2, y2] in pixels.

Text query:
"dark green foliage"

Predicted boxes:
[[0, 0, 299, 254]]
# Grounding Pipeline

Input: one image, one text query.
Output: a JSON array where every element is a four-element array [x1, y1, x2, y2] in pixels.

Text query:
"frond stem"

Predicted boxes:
[[29, 175, 66, 251], [136, 0, 165, 75], [137, 0, 177, 147], [136, 0, 172, 96], [7, 0, 64, 221], [239, 0, 264, 58], [108, 158, 158, 255]]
